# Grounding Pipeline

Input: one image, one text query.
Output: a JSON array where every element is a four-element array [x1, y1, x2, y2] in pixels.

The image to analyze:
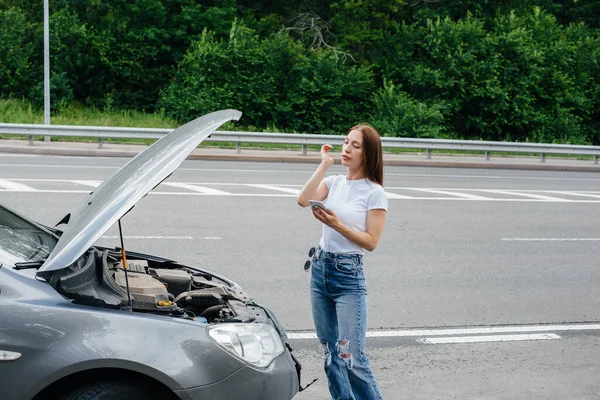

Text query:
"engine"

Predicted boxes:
[[51, 248, 270, 325]]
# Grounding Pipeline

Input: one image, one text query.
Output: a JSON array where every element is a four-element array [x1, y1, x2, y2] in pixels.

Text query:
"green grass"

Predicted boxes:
[[0, 99, 178, 128]]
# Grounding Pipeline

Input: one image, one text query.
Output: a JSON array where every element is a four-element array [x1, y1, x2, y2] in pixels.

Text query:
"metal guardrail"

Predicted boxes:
[[0, 122, 598, 164]]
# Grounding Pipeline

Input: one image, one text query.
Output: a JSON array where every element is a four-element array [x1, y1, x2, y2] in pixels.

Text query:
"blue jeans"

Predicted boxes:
[[310, 248, 383, 400]]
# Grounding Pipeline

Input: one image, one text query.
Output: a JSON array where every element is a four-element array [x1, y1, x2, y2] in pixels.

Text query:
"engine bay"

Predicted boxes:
[[46, 247, 270, 325]]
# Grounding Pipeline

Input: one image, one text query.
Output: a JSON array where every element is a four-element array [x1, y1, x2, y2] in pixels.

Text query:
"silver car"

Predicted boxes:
[[0, 110, 301, 400]]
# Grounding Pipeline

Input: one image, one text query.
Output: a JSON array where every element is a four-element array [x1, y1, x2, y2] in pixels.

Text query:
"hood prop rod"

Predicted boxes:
[[118, 219, 133, 311]]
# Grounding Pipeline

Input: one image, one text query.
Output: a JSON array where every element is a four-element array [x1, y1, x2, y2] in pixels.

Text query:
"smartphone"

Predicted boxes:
[[309, 200, 328, 212]]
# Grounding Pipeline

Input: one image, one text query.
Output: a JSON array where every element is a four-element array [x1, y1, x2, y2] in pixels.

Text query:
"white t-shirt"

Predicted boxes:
[[319, 175, 389, 255]]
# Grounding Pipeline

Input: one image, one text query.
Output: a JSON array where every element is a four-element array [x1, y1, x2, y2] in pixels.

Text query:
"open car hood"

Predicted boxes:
[[38, 110, 242, 273]]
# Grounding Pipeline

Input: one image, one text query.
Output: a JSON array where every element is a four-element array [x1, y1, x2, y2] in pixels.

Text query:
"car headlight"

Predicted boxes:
[[207, 324, 284, 368]]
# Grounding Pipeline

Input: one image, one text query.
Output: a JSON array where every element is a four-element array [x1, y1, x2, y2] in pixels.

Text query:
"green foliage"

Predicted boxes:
[[378, 8, 600, 144], [1, 0, 239, 111], [370, 80, 446, 138], [0, 7, 35, 99], [329, 0, 407, 59], [160, 21, 374, 134], [0, 1, 599, 144]]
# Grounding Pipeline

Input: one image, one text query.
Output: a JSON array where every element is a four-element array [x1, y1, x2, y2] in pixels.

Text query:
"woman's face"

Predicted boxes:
[[341, 129, 364, 170]]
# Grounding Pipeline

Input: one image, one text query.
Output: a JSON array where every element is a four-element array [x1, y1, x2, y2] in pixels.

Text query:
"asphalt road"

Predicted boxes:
[[2, 153, 600, 399]]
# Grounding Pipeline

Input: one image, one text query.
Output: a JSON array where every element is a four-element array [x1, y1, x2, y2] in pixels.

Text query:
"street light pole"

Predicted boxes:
[[43, 0, 50, 141]]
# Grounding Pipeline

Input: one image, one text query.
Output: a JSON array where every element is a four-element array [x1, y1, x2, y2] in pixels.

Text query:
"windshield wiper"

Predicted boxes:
[[14, 260, 46, 270]]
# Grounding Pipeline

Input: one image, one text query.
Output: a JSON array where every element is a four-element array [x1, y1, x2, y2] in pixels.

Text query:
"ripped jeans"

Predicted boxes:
[[310, 248, 383, 400]]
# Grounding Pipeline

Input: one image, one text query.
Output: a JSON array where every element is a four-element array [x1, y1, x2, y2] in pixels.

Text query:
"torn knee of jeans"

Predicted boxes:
[[319, 340, 332, 366], [337, 338, 353, 369]]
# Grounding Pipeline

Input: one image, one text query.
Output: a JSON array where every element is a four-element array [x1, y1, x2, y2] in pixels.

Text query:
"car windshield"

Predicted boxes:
[[0, 205, 57, 265]]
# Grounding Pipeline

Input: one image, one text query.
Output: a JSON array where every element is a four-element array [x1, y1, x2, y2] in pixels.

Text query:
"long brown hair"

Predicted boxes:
[[349, 124, 384, 186]]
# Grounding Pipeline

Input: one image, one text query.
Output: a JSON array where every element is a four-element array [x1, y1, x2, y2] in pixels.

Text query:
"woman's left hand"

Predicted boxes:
[[312, 207, 341, 230]]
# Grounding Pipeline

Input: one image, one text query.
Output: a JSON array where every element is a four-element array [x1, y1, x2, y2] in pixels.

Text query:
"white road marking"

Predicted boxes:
[[0, 179, 36, 191], [547, 191, 600, 199], [416, 333, 561, 344], [502, 238, 600, 241], [70, 180, 102, 188], [102, 235, 193, 240], [8, 178, 92, 182], [178, 167, 316, 174], [404, 188, 491, 200], [0, 164, 316, 174], [1, 180, 600, 203], [0, 189, 90, 194], [478, 189, 569, 202], [0, 189, 296, 197], [287, 323, 600, 340], [151, 192, 295, 197], [385, 172, 600, 182], [3, 189, 599, 202], [245, 184, 300, 194], [161, 182, 231, 195], [385, 191, 413, 199], [0, 163, 119, 169]]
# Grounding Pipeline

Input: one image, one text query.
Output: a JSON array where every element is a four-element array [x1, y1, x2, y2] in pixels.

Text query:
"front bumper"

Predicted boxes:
[[175, 349, 299, 400]]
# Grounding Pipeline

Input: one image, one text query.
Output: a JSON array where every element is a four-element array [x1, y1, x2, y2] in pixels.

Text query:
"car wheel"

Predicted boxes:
[[58, 380, 169, 400]]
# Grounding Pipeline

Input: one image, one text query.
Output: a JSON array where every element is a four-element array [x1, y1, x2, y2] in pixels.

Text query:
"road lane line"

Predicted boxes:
[[102, 235, 193, 240], [385, 191, 413, 199], [3, 188, 600, 203], [151, 192, 295, 197], [404, 188, 491, 200], [479, 190, 569, 201], [4, 189, 600, 202], [0, 189, 297, 196], [0, 189, 90, 193], [161, 182, 232, 195], [287, 323, 600, 339], [70, 180, 102, 188], [2, 181, 600, 203], [0, 179, 37, 191], [502, 238, 600, 241], [11, 178, 96, 182], [385, 173, 600, 182], [547, 191, 600, 199], [245, 184, 300, 194], [0, 163, 119, 169], [416, 333, 561, 344]]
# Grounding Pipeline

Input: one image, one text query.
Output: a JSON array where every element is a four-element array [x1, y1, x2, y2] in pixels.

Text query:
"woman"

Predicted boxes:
[[297, 124, 388, 400]]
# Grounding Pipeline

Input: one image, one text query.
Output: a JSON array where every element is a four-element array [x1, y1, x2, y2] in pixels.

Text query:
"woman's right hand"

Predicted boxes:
[[321, 144, 334, 167]]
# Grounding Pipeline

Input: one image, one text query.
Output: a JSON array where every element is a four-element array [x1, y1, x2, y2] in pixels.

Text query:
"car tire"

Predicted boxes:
[[58, 380, 169, 400]]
